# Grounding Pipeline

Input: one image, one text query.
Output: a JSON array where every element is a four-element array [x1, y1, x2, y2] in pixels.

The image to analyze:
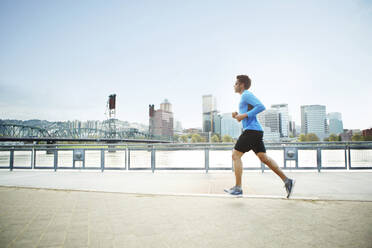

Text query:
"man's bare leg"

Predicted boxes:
[[232, 149, 244, 186], [256, 152, 295, 198], [256, 152, 287, 182]]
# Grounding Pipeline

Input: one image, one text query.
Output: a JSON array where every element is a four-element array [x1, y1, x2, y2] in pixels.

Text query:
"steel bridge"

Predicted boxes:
[[0, 123, 170, 143]]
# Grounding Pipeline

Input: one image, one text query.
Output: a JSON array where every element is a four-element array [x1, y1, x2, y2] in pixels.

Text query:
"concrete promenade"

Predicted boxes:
[[1, 170, 372, 247]]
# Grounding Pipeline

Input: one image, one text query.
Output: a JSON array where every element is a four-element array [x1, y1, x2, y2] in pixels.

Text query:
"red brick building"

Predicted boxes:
[[362, 128, 372, 137], [149, 99, 174, 139]]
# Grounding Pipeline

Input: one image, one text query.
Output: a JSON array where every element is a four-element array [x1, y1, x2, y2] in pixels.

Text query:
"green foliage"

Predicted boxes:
[[180, 135, 188, 143], [191, 134, 202, 143], [352, 134, 363, 141], [307, 133, 319, 141], [328, 133, 339, 142], [298, 134, 306, 142], [298, 133, 319, 142], [222, 135, 233, 143], [211, 134, 220, 143]]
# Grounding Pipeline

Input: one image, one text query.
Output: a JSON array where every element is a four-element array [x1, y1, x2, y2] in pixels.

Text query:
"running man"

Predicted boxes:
[[224, 75, 295, 198]]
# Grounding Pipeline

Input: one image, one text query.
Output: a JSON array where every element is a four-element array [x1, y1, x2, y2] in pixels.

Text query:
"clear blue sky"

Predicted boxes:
[[1, 0, 371, 129]]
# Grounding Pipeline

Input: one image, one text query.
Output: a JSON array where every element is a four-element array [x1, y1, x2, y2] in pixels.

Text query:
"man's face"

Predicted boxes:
[[234, 81, 242, 93]]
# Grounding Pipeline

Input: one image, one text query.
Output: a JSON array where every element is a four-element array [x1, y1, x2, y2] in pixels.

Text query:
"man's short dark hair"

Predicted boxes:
[[237, 75, 251, 89]]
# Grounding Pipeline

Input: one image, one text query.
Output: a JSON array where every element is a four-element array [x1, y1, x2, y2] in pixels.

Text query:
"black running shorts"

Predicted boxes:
[[234, 129, 266, 154]]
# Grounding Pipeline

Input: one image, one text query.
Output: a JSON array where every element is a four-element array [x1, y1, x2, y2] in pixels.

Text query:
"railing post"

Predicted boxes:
[[101, 149, 105, 172], [295, 149, 299, 169], [10, 150, 14, 171], [125, 146, 128, 170], [151, 146, 155, 173], [31, 147, 35, 169], [344, 145, 348, 170], [33, 148, 36, 169], [205, 147, 209, 173], [317, 148, 321, 172], [128, 148, 131, 170], [83, 150, 86, 169], [348, 145, 351, 170], [54, 149, 58, 172]]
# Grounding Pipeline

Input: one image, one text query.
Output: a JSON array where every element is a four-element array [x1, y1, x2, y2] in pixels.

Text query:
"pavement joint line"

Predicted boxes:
[[6, 200, 40, 248], [1, 185, 371, 203], [35, 201, 59, 248]]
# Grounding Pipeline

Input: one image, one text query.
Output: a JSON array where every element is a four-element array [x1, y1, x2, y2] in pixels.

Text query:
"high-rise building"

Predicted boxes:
[[288, 120, 297, 137], [262, 127, 281, 142], [271, 104, 289, 137], [257, 109, 280, 141], [202, 95, 217, 113], [301, 105, 327, 140], [149, 99, 174, 139], [220, 113, 242, 139], [160, 99, 172, 112], [173, 119, 183, 134], [258, 109, 280, 133], [213, 114, 222, 136], [327, 112, 343, 135], [202, 95, 218, 133]]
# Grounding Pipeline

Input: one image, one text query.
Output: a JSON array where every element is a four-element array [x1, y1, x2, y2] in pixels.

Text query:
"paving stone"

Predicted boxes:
[[0, 175, 372, 248]]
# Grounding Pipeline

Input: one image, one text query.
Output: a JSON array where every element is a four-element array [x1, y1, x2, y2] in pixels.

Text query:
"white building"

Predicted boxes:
[[301, 105, 327, 140], [257, 109, 281, 141], [160, 99, 172, 112], [173, 119, 183, 134], [202, 95, 217, 113], [202, 95, 218, 133], [262, 127, 281, 142], [271, 104, 289, 137], [220, 113, 242, 139], [327, 112, 343, 135]]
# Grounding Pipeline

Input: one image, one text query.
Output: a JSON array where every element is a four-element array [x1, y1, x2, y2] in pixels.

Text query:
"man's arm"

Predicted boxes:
[[235, 113, 247, 122], [235, 93, 265, 122]]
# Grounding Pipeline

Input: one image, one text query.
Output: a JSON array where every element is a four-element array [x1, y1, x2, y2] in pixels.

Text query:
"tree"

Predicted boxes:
[[299, 134, 307, 142], [329, 133, 339, 142], [173, 134, 180, 143], [352, 134, 363, 141], [191, 134, 202, 143], [211, 134, 220, 143], [222, 135, 233, 143], [307, 133, 319, 141], [364, 136, 372, 141], [180, 135, 188, 143]]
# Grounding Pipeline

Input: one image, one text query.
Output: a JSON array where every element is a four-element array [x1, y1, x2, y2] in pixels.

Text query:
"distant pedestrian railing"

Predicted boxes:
[[0, 142, 371, 172]]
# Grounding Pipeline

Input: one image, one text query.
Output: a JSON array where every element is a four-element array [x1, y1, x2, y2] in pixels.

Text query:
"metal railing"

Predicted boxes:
[[0, 142, 371, 172]]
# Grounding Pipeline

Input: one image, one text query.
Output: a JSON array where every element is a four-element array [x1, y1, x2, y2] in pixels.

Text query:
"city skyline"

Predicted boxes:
[[0, 97, 364, 132], [1, 1, 371, 130]]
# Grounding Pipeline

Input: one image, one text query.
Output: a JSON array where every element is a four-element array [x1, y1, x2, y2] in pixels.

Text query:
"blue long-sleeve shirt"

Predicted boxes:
[[239, 90, 266, 131]]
